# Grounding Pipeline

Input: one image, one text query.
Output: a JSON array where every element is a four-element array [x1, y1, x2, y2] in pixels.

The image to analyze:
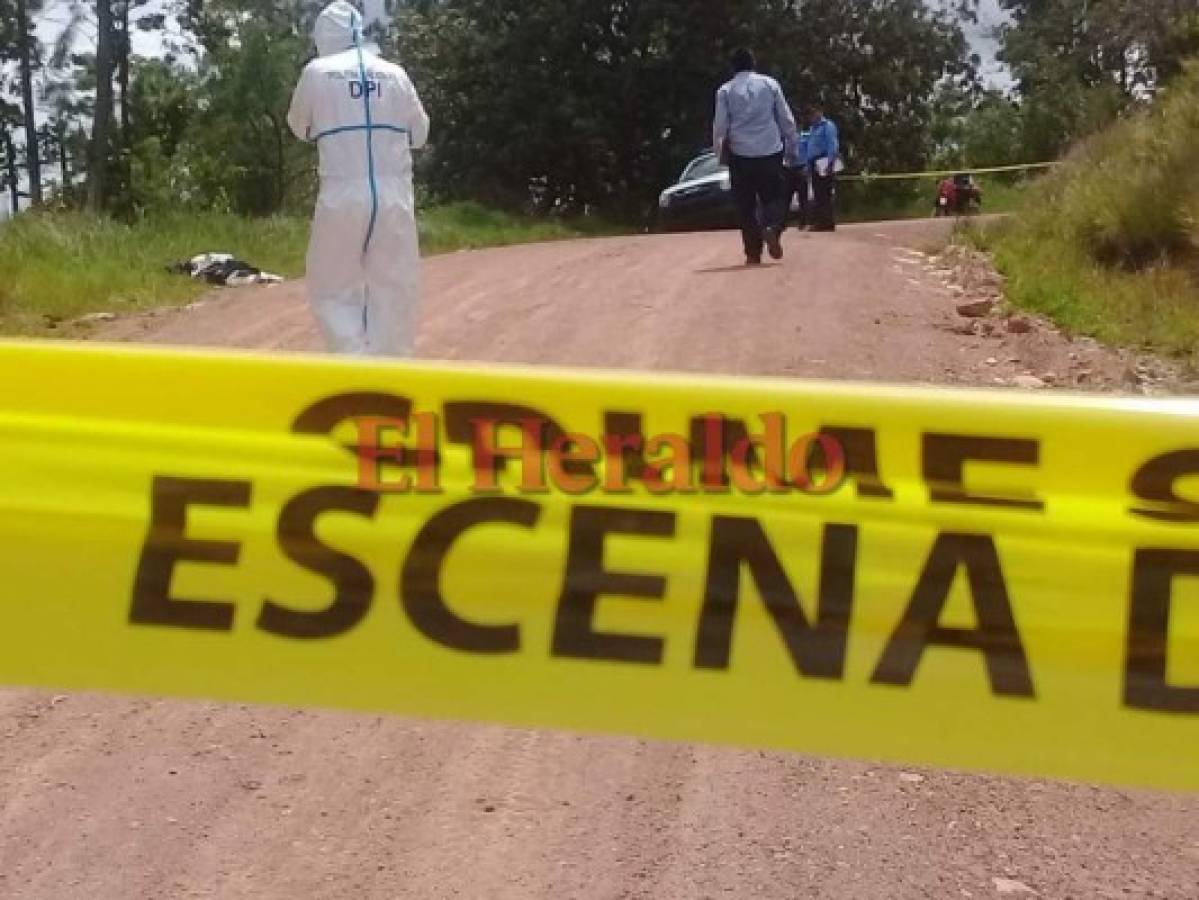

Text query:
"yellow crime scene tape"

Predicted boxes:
[[841, 161, 1059, 183], [1, 339, 1197, 791]]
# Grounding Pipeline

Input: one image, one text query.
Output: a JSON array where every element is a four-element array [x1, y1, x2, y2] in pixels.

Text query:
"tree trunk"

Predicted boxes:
[[119, 1, 131, 134], [57, 127, 70, 191], [88, 0, 116, 212], [3, 130, 20, 215], [118, 1, 132, 204], [16, 0, 43, 207]]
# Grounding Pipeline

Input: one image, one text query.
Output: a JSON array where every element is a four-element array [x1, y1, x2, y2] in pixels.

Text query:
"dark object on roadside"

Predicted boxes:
[[957, 297, 995, 318], [168, 253, 284, 287], [657, 152, 804, 233], [936, 174, 983, 217]]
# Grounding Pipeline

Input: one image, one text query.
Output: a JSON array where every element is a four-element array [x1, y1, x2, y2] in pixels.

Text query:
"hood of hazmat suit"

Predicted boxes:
[[313, 1, 358, 57], [287, 1, 430, 357]]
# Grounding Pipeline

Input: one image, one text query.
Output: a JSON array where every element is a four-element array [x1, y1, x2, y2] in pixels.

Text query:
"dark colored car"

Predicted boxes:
[[657, 152, 805, 232], [657, 153, 737, 232]]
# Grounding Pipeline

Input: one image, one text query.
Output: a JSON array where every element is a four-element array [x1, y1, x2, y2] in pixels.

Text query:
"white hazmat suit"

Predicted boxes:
[[287, 1, 430, 356]]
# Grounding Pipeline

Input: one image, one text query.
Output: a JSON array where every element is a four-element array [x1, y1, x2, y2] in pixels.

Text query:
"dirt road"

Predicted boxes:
[[94, 219, 1163, 388], [3, 221, 1196, 898]]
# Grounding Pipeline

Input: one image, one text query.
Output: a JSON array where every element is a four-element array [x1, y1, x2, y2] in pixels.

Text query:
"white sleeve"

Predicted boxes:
[[713, 86, 730, 151], [772, 79, 799, 155], [400, 70, 430, 150], [287, 66, 315, 142]]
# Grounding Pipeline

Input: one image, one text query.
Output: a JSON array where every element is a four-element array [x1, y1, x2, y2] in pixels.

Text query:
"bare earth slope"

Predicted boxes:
[[2, 221, 1196, 899]]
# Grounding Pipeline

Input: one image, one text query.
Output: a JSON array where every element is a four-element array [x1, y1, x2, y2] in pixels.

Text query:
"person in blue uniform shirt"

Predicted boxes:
[[805, 102, 840, 232]]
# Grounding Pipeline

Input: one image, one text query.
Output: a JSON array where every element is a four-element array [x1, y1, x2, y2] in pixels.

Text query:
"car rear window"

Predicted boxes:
[[682, 156, 726, 182]]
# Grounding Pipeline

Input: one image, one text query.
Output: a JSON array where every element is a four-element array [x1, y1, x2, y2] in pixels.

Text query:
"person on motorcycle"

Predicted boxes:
[[935, 177, 956, 217], [954, 173, 982, 214], [935, 173, 982, 217]]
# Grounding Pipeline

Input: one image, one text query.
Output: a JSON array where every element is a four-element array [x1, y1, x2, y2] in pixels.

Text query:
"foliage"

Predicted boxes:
[[931, 84, 1025, 168], [1001, 0, 1199, 96], [391, 0, 974, 220], [0, 0, 44, 204], [998, 0, 1199, 157], [3, 0, 1197, 226], [981, 62, 1199, 359], [124, 60, 200, 210], [171, 0, 320, 215], [181, 23, 315, 215]]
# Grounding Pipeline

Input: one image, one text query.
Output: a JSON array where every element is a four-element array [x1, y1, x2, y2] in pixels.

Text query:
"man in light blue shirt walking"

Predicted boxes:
[[713, 48, 798, 264]]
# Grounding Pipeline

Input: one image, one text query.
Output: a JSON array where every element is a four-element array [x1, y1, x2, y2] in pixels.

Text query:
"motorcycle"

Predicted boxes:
[[935, 175, 982, 217]]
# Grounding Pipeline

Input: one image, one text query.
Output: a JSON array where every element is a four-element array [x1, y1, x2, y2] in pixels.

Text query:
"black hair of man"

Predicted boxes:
[[731, 48, 756, 73]]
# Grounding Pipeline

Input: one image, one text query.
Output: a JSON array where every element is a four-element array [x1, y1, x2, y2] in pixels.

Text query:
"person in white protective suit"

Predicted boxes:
[[287, 1, 430, 356]]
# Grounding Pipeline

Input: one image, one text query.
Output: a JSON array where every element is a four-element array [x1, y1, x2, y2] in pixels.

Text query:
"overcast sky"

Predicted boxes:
[[972, 0, 1012, 88]]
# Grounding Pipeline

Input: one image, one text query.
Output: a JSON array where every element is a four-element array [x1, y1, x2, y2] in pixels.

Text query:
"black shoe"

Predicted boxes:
[[764, 227, 784, 260], [746, 255, 762, 266]]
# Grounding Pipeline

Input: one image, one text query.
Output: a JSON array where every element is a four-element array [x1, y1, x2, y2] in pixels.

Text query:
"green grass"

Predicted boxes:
[[839, 171, 1030, 223], [0, 202, 607, 336], [420, 202, 607, 253], [972, 64, 1199, 361], [0, 212, 309, 334]]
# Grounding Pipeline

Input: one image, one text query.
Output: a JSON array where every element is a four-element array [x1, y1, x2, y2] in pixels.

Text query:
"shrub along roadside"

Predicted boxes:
[[0, 204, 603, 336], [970, 63, 1199, 362]]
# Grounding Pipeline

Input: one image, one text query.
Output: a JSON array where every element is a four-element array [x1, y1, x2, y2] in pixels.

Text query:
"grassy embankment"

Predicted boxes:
[[964, 64, 1199, 361], [0, 203, 596, 336]]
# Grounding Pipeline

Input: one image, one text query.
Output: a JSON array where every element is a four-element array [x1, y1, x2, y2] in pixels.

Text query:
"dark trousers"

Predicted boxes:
[[810, 164, 837, 230], [785, 166, 810, 231], [729, 151, 786, 259]]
